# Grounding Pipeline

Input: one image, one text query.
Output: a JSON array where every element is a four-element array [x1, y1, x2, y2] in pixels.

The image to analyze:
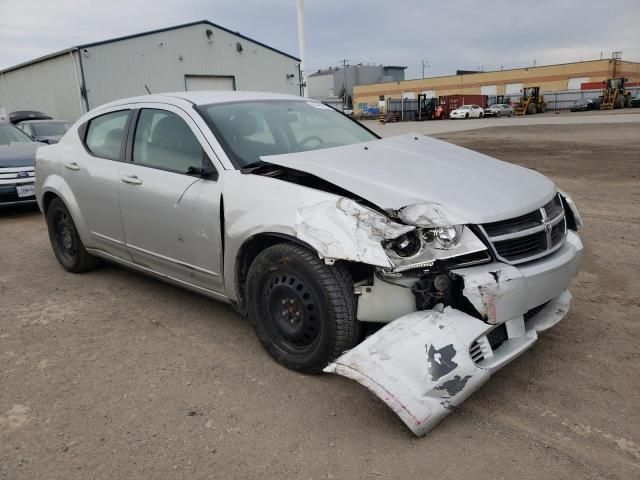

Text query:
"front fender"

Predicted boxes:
[[221, 173, 411, 301]]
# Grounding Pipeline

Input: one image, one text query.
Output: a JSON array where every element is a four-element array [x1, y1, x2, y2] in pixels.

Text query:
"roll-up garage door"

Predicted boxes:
[[184, 75, 235, 91], [505, 83, 523, 94]]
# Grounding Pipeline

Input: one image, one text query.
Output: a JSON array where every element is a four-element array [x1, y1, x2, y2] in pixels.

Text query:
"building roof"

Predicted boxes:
[[0, 20, 300, 75]]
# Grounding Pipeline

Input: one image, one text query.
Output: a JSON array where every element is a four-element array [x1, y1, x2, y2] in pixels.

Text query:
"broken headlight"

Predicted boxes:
[[384, 226, 488, 273]]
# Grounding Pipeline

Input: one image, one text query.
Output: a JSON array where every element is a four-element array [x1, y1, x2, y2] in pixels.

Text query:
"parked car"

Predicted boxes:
[[449, 104, 484, 119], [8, 110, 52, 125], [0, 121, 44, 206], [483, 103, 513, 117], [630, 93, 640, 108], [17, 119, 73, 144], [570, 98, 598, 112], [35, 91, 583, 436]]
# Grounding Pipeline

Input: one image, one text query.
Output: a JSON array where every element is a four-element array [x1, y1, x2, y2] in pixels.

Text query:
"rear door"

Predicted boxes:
[[66, 108, 132, 260], [118, 104, 225, 293]]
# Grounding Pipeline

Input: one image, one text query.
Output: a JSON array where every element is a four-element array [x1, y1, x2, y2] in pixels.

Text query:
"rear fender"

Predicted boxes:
[[40, 175, 92, 247]]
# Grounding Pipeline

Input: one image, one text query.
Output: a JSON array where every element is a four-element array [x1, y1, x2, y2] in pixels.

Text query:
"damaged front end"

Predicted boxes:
[[325, 291, 572, 436], [318, 194, 583, 436]]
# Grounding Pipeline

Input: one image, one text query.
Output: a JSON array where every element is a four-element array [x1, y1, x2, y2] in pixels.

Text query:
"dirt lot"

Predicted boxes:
[[1, 123, 639, 479]]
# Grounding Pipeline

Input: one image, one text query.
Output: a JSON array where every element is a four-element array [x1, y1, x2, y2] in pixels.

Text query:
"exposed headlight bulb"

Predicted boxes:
[[433, 225, 462, 249]]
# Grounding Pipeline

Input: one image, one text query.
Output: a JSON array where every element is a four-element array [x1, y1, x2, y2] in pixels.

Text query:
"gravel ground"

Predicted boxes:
[[1, 122, 639, 479]]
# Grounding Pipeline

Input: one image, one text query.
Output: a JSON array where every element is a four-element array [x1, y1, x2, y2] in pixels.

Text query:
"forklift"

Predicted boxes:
[[416, 93, 444, 120], [599, 77, 631, 109], [515, 87, 546, 115]]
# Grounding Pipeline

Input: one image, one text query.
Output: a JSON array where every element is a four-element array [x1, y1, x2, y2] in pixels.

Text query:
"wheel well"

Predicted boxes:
[[234, 233, 373, 313], [41, 192, 60, 214]]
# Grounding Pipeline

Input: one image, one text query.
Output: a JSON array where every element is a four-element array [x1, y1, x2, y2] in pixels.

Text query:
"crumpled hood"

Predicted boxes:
[[263, 133, 556, 225], [0, 142, 44, 168]]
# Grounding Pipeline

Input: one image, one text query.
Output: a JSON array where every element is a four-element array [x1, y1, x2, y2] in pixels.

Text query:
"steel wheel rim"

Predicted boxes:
[[263, 271, 321, 354], [53, 211, 77, 263]]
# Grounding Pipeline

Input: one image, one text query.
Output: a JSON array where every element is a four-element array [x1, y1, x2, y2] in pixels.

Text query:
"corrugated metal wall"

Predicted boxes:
[[0, 52, 84, 121], [81, 23, 299, 110], [1, 22, 300, 121]]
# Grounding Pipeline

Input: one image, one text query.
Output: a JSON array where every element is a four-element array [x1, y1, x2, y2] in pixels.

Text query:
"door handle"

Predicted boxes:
[[121, 174, 143, 185], [64, 162, 80, 171]]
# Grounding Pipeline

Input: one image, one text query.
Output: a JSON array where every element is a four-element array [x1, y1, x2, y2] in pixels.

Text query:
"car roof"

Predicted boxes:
[[97, 91, 308, 111]]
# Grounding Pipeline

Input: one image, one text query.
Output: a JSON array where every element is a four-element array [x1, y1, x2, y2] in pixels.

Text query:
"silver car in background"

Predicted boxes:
[[34, 91, 582, 436], [484, 103, 514, 117]]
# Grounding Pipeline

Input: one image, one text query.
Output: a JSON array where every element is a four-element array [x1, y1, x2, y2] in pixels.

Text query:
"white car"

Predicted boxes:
[[449, 104, 484, 119]]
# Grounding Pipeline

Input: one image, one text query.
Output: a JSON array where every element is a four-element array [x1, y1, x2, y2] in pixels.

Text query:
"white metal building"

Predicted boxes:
[[0, 20, 301, 121]]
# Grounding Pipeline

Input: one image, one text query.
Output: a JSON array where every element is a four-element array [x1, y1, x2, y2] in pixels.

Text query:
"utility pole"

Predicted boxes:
[[340, 58, 349, 110], [295, 0, 307, 96], [421, 59, 430, 78]]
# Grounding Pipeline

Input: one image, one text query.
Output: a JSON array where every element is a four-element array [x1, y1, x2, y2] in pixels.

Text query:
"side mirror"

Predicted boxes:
[[187, 152, 219, 181]]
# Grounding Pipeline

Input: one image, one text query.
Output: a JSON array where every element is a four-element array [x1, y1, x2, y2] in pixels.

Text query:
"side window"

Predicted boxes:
[[85, 110, 129, 160], [133, 109, 203, 173]]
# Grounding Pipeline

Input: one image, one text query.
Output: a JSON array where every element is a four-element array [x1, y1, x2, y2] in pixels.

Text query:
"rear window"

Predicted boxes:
[[84, 110, 129, 160]]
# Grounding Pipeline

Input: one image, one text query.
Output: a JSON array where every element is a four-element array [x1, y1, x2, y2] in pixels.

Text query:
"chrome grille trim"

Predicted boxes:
[[0, 166, 35, 185], [478, 193, 567, 265]]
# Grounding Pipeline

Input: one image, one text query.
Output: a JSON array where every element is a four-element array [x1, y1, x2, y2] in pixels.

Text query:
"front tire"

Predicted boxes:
[[245, 243, 360, 373], [46, 198, 100, 273]]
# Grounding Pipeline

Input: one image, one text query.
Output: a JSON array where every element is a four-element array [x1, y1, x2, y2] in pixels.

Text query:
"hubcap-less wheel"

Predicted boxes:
[[46, 198, 99, 273], [264, 272, 320, 352], [245, 242, 359, 373], [53, 210, 78, 265]]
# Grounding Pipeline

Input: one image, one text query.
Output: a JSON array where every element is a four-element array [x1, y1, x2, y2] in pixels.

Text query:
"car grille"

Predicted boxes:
[[478, 194, 566, 264], [0, 166, 35, 185], [0, 166, 36, 203]]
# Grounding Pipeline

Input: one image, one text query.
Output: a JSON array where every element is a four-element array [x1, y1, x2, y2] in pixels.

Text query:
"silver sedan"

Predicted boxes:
[[484, 103, 514, 117]]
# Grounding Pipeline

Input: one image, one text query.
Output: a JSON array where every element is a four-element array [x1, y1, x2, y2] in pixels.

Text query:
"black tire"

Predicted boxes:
[[527, 103, 537, 115], [465, 112, 469, 119], [479, 112, 484, 118], [46, 198, 100, 273], [615, 95, 625, 109], [495, 111, 500, 118], [245, 242, 360, 373], [540, 102, 547, 113]]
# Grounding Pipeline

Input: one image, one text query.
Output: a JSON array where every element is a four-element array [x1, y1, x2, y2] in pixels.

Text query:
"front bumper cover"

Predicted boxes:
[[325, 291, 572, 436]]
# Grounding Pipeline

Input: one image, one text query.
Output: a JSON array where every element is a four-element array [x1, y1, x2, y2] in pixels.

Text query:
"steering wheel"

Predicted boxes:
[[298, 135, 325, 148]]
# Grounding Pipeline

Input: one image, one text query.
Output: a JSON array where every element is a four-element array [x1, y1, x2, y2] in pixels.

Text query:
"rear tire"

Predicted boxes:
[[245, 242, 360, 373], [540, 103, 547, 113], [465, 112, 469, 119], [527, 103, 537, 115], [615, 95, 625, 109], [46, 198, 100, 273], [495, 111, 500, 118]]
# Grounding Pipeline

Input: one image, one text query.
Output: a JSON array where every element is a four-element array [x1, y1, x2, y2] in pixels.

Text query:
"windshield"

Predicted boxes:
[[32, 121, 72, 137], [0, 124, 34, 146], [198, 100, 378, 167], [489, 104, 500, 108], [458, 105, 471, 110]]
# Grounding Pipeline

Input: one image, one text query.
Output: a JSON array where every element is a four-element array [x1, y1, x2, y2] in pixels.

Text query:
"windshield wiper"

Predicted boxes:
[[240, 160, 272, 174]]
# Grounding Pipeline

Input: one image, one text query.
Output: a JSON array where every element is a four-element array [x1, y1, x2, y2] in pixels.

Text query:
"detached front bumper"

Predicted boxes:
[[326, 231, 582, 436]]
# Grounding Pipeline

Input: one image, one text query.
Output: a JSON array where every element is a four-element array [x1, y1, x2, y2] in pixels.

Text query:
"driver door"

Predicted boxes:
[[118, 105, 224, 294]]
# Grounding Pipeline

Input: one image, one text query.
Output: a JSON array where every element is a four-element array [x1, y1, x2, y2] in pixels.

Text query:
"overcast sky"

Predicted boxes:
[[1, 0, 639, 77]]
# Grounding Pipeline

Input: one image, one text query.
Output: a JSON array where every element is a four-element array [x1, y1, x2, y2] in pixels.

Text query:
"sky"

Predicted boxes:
[[1, 0, 639, 78]]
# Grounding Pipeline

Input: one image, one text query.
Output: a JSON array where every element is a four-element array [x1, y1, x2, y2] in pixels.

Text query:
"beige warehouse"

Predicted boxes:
[[353, 58, 640, 112]]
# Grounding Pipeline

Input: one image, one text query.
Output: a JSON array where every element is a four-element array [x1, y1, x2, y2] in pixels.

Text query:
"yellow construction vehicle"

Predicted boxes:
[[515, 87, 547, 115], [599, 77, 631, 110]]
